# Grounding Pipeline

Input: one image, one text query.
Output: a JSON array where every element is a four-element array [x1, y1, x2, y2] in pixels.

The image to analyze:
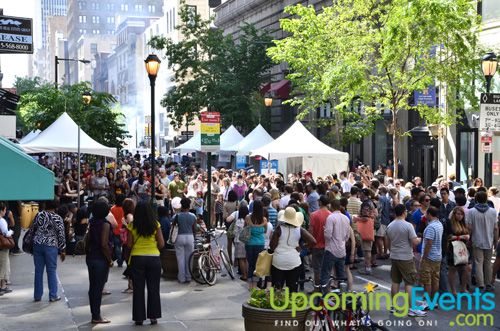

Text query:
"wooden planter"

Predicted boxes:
[[242, 302, 308, 331], [160, 248, 178, 280]]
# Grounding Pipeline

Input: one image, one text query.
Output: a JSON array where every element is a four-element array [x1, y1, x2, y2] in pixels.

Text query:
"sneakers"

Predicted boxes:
[[485, 284, 495, 292], [359, 268, 372, 275], [49, 296, 61, 302], [408, 309, 427, 317]]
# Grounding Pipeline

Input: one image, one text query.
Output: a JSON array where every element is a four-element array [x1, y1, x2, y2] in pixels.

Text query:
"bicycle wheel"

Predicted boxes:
[[305, 310, 332, 331], [188, 251, 206, 284], [220, 249, 235, 280], [198, 254, 217, 286]]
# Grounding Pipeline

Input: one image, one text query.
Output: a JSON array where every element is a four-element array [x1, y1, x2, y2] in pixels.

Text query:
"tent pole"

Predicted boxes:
[[268, 153, 271, 175]]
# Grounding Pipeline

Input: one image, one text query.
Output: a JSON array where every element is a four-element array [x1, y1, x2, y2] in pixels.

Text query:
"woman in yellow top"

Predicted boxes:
[[127, 201, 165, 326]]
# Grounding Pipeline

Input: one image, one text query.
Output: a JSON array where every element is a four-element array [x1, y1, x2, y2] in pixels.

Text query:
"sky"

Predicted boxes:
[[0, 0, 36, 88]]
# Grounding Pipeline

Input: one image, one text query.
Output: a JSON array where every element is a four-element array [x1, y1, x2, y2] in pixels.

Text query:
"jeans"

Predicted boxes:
[[174, 234, 194, 282], [439, 255, 448, 293], [246, 245, 264, 282], [131, 256, 162, 322], [112, 234, 123, 266], [86, 258, 109, 320], [33, 243, 59, 300], [473, 247, 493, 287], [320, 250, 346, 288]]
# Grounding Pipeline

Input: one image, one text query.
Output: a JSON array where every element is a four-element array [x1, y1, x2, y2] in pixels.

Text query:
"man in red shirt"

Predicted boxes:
[[309, 195, 331, 286], [110, 194, 125, 266]]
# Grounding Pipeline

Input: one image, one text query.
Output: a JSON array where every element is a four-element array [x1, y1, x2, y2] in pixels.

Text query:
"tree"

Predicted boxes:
[[148, 3, 272, 134], [268, 0, 481, 177], [15, 77, 128, 150]]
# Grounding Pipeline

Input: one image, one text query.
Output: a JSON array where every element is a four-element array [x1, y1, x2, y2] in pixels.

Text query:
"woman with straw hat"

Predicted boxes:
[[269, 207, 316, 292]]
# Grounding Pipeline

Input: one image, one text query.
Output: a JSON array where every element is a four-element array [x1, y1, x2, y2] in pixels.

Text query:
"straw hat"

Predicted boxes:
[[278, 207, 304, 227]]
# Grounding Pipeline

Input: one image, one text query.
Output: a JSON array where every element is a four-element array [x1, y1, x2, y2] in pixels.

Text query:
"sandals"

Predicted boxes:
[[92, 318, 111, 324], [121, 288, 133, 294], [102, 290, 112, 295]]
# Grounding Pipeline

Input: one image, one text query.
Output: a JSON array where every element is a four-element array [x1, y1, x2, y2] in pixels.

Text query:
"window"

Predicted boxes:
[[148, 5, 156, 13], [92, 16, 100, 24], [135, 5, 143, 12], [79, 15, 86, 23], [106, 3, 115, 11], [107, 16, 114, 24], [91, 2, 99, 10], [92, 29, 100, 34], [91, 43, 97, 54], [107, 30, 114, 35], [121, 4, 128, 11], [482, 0, 500, 22], [78, 1, 85, 10]]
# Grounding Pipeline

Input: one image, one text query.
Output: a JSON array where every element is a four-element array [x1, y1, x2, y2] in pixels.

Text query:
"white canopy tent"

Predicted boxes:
[[21, 112, 117, 158], [19, 129, 41, 144], [172, 125, 244, 153], [227, 124, 274, 155], [252, 121, 349, 177]]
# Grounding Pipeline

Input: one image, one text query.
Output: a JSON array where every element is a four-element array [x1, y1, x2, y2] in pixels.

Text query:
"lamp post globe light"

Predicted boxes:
[[145, 54, 161, 204], [481, 52, 498, 188]]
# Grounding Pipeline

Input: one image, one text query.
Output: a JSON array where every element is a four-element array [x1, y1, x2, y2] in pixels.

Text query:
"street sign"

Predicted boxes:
[[481, 135, 492, 144], [482, 142, 492, 153], [413, 85, 436, 107], [181, 130, 193, 136], [479, 93, 500, 132], [236, 155, 246, 169], [493, 160, 500, 176], [201, 112, 220, 151], [0, 15, 33, 54]]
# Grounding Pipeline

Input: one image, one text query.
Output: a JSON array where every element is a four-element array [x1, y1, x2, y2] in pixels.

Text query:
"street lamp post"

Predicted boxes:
[[145, 54, 161, 205], [264, 96, 272, 174], [54, 56, 91, 88], [77, 91, 92, 208], [481, 52, 498, 188]]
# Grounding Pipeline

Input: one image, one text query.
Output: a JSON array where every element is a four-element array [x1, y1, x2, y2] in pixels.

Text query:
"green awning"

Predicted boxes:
[[0, 136, 54, 201]]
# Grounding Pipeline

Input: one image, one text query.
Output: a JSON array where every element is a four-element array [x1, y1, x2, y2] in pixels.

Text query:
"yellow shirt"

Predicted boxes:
[[128, 221, 161, 256]]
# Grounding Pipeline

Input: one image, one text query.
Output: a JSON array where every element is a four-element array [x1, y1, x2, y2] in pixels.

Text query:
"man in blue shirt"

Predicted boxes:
[[306, 182, 320, 213], [420, 206, 443, 310], [261, 195, 277, 227]]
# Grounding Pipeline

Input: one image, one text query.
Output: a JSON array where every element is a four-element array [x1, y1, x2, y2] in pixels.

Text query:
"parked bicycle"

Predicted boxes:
[[188, 229, 234, 285], [302, 277, 389, 331]]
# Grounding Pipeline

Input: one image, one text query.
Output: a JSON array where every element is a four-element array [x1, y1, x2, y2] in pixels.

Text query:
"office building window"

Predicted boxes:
[[91, 43, 98, 54], [135, 5, 143, 12], [149, 5, 156, 13], [92, 16, 100, 24], [121, 4, 128, 11], [78, 1, 85, 9], [79, 16, 86, 23], [482, 0, 500, 22], [91, 2, 99, 10], [92, 29, 100, 34], [106, 3, 115, 11], [107, 16, 115, 24]]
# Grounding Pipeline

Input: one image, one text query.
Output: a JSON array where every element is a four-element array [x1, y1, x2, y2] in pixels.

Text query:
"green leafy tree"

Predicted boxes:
[[15, 77, 128, 150], [269, 0, 481, 177], [148, 3, 272, 134]]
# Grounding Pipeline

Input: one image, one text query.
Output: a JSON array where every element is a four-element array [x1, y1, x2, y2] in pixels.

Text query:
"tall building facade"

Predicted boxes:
[[40, 0, 68, 48], [66, 0, 163, 84]]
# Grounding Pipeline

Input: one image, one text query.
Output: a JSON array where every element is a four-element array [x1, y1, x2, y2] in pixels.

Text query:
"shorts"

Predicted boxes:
[[376, 224, 387, 237], [362, 240, 373, 251], [311, 248, 325, 275], [390, 259, 417, 285], [419, 258, 441, 285]]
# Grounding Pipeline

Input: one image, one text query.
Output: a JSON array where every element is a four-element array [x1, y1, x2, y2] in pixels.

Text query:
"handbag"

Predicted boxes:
[[355, 216, 375, 242], [238, 226, 251, 244], [167, 215, 179, 245], [22, 226, 35, 254], [0, 233, 14, 250], [254, 250, 273, 277], [227, 221, 236, 239], [452, 240, 469, 266]]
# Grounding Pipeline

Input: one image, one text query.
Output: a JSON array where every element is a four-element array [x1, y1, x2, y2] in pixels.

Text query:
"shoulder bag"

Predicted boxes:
[[0, 232, 14, 250], [238, 225, 251, 244], [167, 215, 179, 245], [452, 240, 469, 266]]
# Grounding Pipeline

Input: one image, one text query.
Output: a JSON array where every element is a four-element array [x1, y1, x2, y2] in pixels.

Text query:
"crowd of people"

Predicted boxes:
[[0, 153, 499, 323]]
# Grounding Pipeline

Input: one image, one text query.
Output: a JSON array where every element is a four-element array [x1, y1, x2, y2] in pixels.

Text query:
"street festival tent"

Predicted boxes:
[[19, 129, 41, 144], [251, 120, 349, 178], [0, 136, 54, 200], [173, 125, 244, 154], [21, 112, 117, 158], [227, 124, 274, 155]]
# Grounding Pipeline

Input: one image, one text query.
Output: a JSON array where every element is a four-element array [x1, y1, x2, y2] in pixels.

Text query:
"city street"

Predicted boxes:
[[1, 232, 499, 331]]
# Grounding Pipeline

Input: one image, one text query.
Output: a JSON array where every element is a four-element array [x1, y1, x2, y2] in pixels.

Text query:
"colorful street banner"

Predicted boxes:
[[201, 111, 220, 151]]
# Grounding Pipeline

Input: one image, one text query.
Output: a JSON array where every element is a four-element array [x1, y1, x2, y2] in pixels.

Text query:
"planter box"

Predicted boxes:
[[242, 302, 308, 331]]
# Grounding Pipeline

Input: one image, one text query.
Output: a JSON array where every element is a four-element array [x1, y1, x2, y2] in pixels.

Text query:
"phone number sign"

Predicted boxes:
[[0, 15, 33, 54], [200, 112, 220, 152]]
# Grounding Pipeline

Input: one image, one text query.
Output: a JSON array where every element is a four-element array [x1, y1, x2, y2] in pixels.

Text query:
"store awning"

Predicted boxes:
[[270, 80, 291, 99], [0, 136, 54, 201]]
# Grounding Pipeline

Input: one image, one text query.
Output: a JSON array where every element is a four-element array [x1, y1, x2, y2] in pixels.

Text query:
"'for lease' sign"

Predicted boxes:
[[0, 15, 33, 54], [479, 93, 500, 132]]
